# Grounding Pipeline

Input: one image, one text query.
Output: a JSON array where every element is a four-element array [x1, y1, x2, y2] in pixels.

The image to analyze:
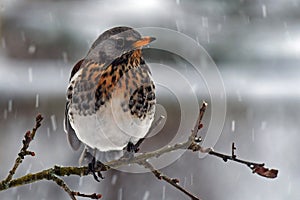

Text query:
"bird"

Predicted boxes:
[[64, 26, 156, 164]]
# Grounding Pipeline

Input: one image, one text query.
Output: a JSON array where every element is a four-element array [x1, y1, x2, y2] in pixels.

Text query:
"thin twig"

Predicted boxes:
[[2, 114, 43, 187], [188, 141, 278, 178], [0, 114, 103, 200], [191, 101, 207, 139], [208, 142, 278, 178], [49, 174, 77, 200], [0, 166, 88, 190], [72, 192, 102, 199], [50, 173, 102, 200], [209, 143, 263, 167], [139, 160, 200, 200]]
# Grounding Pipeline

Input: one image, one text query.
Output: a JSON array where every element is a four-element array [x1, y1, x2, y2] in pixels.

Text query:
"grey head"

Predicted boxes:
[[85, 26, 155, 65]]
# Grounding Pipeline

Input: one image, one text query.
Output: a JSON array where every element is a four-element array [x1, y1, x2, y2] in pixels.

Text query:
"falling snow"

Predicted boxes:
[[183, 176, 187, 188], [28, 45, 36, 54], [196, 36, 200, 45], [60, 68, 64, 79], [288, 180, 292, 194], [3, 109, 7, 119], [8, 100, 12, 112], [111, 174, 118, 185], [190, 173, 193, 186], [48, 12, 54, 22], [262, 4, 267, 18], [162, 185, 166, 200], [47, 127, 50, 138], [21, 31, 26, 42], [217, 24, 222, 32], [25, 163, 32, 174], [246, 16, 251, 23], [28, 67, 33, 83], [39, 161, 45, 168], [231, 120, 235, 132], [118, 188, 123, 200], [206, 31, 210, 43], [175, 20, 181, 32], [285, 30, 291, 42], [1, 37, 6, 49], [35, 94, 39, 108], [202, 17, 208, 28], [261, 121, 267, 130], [236, 90, 242, 102], [78, 177, 83, 187], [51, 115, 57, 131], [142, 190, 150, 200], [11, 187, 17, 195], [62, 51, 68, 63]]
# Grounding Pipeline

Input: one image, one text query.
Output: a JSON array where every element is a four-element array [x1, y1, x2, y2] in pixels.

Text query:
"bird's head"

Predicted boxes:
[[86, 26, 155, 64]]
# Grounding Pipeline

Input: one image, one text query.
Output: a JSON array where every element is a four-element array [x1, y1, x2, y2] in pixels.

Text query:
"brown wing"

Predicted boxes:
[[64, 102, 82, 150], [69, 59, 84, 81], [64, 59, 85, 151]]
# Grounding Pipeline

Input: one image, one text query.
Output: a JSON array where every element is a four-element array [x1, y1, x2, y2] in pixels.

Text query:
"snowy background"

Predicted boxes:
[[0, 0, 299, 199]]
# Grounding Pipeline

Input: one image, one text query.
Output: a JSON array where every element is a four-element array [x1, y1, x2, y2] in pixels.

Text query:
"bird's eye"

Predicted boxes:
[[116, 38, 124, 48]]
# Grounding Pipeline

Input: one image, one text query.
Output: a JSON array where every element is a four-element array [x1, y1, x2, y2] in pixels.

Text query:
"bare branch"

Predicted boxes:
[[0, 114, 103, 200], [191, 101, 207, 139], [72, 192, 102, 199], [139, 160, 201, 200], [0, 101, 279, 200], [49, 174, 77, 200], [188, 141, 278, 179], [208, 143, 278, 178], [1, 114, 43, 186]]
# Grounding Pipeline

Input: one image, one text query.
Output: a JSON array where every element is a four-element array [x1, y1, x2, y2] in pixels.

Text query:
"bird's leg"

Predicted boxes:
[[132, 138, 145, 153], [123, 141, 139, 159], [127, 141, 141, 153], [86, 148, 105, 182]]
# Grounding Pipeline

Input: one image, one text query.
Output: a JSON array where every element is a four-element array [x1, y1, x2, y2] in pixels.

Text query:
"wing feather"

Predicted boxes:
[[64, 59, 85, 151]]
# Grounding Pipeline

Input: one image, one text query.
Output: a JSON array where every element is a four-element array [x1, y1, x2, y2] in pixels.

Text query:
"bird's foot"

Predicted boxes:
[[127, 141, 140, 153], [123, 142, 139, 160], [87, 154, 105, 182]]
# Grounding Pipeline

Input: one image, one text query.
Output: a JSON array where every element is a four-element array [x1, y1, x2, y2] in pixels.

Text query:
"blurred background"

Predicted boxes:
[[0, 0, 299, 199]]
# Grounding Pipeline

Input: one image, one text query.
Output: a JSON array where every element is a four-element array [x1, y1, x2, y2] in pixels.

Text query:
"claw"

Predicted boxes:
[[87, 156, 104, 182], [123, 142, 138, 159], [126, 142, 135, 152]]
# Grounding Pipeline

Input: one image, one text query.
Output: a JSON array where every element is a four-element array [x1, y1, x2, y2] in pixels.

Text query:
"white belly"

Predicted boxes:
[[70, 97, 155, 151]]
